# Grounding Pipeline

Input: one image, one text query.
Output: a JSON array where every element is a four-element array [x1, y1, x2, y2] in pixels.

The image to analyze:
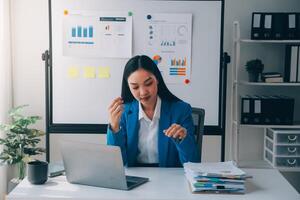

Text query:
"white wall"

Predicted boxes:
[[10, 0, 300, 192], [10, 0, 48, 151]]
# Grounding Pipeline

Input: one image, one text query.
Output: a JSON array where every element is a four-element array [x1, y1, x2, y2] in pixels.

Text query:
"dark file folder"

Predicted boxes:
[[297, 13, 300, 39], [262, 14, 273, 39], [276, 95, 294, 125], [284, 45, 299, 82], [286, 13, 298, 39], [241, 95, 294, 125], [241, 95, 252, 124], [251, 12, 300, 40], [252, 95, 262, 124], [259, 95, 273, 124], [272, 13, 287, 40], [251, 13, 263, 40]]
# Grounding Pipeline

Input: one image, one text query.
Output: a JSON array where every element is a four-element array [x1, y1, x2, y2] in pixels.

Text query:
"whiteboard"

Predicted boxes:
[[50, 0, 223, 130]]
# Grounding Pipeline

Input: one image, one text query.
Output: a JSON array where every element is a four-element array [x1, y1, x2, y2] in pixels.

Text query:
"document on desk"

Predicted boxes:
[[184, 161, 246, 177], [184, 161, 248, 194]]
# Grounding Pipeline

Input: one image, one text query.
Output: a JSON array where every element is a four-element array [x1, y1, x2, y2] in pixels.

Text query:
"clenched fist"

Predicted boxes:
[[108, 97, 124, 132]]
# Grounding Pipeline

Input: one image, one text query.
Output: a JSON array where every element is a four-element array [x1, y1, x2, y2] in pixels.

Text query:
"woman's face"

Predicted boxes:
[[127, 68, 158, 108]]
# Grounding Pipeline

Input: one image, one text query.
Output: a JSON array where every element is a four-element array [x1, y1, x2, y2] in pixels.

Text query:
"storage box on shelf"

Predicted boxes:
[[231, 21, 300, 170], [264, 128, 300, 171]]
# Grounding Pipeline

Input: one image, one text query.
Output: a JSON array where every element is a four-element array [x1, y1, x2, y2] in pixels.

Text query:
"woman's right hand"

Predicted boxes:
[[108, 97, 124, 133]]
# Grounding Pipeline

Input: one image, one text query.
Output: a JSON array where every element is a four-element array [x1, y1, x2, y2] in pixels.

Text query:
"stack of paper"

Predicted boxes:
[[184, 161, 249, 194]]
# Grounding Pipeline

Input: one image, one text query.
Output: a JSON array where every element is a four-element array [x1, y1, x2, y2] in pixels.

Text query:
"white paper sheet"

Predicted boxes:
[[63, 11, 132, 58], [184, 161, 246, 176], [144, 13, 192, 85]]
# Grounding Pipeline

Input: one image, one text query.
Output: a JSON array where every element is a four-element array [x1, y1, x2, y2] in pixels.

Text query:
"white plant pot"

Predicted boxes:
[[6, 164, 19, 193], [4, 164, 25, 193], [6, 164, 18, 182]]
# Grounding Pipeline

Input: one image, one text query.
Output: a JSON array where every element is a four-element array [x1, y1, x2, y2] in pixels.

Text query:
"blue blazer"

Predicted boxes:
[[107, 99, 200, 167]]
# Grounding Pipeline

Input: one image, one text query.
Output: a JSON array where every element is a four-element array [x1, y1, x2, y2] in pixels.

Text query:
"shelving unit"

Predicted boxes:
[[230, 21, 300, 171]]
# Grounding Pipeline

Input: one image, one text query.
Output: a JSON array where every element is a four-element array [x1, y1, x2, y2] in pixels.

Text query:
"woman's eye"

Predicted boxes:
[[132, 87, 138, 90], [145, 81, 153, 86]]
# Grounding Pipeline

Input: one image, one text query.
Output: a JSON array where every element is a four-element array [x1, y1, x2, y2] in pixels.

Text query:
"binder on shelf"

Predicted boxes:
[[284, 45, 291, 82], [263, 95, 294, 125], [268, 96, 285, 125], [272, 13, 287, 40], [251, 13, 263, 40], [297, 13, 300, 39], [241, 95, 253, 124], [298, 46, 300, 82], [277, 95, 294, 125], [284, 45, 299, 82], [259, 95, 273, 124], [251, 12, 300, 40], [241, 95, 294, 125], [262, 13, 273, 39], [286, 13, 297, 39], [252, 95, 261, 124], [290, 46, 298, 82]]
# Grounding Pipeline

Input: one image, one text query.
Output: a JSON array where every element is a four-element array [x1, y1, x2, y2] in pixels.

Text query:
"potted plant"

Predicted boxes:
[[0, 105, 45, 181], [245, 59, 264, 82]]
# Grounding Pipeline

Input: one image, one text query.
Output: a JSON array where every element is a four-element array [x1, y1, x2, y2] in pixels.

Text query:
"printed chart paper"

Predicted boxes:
[[63, 11, 132, 58], [144, 13, 192, 84]]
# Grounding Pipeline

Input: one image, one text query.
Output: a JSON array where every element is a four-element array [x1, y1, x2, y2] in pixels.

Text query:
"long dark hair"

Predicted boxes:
[[121, 55, 180, 103]]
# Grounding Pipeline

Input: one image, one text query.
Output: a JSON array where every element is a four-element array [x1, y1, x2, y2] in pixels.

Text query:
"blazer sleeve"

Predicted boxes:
[[172, 103, 200, 164], [106, 113, 128, 165]]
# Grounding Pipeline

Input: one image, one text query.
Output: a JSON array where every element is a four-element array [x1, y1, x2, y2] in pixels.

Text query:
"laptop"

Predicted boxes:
[[60, 140, 149, 190]]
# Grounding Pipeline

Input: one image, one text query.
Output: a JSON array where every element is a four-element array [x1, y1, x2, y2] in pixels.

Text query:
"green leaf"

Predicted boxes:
[[9, 105, 28, 116], [24, 147, 45, 156], [0, 105, 45, 164], [29, 129, 45, 137], [0, 138, 5, 144]]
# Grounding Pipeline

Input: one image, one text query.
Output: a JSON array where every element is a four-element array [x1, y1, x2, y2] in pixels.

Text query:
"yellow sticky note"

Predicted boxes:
[[83, 67, 96, 78], [67, 67, 79, 78], [98, 66, 110, 78]]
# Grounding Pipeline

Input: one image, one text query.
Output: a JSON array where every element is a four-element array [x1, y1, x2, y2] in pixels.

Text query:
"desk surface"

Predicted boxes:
[[7, 168, 299, 200]]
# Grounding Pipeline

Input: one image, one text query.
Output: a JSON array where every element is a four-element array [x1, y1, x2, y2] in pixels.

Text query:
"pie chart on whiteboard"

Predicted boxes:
[[177, 25, 188, 36]]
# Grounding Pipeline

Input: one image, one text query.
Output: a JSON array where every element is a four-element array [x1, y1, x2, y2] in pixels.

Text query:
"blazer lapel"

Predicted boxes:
[[158, 100, 171, 166], [126, 101, 139, 166]]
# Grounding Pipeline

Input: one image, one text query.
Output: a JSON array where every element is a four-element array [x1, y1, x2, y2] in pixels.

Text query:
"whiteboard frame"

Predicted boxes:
[[45, 0, 226, 147]]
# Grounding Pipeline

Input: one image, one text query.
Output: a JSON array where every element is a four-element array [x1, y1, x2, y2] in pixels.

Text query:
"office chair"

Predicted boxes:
[[191, 107, 205, 162]]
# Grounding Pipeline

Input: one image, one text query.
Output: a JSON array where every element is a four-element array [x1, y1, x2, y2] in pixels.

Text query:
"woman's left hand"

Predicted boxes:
[[164, 123, 187, 140]]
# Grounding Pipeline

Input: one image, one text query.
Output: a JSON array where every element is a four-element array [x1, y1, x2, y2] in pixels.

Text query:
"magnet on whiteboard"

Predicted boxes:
[[184, 79, 190, 84]]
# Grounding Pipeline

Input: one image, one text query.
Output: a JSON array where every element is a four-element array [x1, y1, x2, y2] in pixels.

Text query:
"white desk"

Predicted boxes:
[[6, 168, 299, 200]]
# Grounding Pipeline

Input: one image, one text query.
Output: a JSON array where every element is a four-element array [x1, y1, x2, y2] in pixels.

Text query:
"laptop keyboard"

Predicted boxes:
[[125, 175, 149, 189], [126, 176, 139, 187], [126, 175, 142, 181]]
